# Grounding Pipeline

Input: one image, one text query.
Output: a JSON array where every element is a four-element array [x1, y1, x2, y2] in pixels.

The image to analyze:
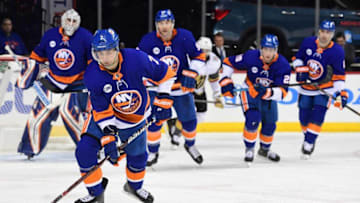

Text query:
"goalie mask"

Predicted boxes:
[[61, 9, 81, 36]]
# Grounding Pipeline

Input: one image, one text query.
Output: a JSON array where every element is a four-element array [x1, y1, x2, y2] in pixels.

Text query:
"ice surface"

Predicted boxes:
[[1, 132, 359, 203]]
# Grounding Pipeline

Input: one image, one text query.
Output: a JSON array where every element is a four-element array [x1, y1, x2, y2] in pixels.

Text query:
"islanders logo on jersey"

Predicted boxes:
[[307, 59, 324, 80], [255, 77, 273, 87], [53, 48, 75, 70], [111, 90, 142, 114], [160, 55, 180, 73]]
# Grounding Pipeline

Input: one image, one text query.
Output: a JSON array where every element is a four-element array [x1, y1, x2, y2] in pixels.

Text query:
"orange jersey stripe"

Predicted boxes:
[[126, 168, 145, 182], [93, 105, 114, 122], [223, 57, 233, 67], [332, 74, 346, 81], [240, 91, 249, 111], [30, 51, 48, 63], [82, 168, 103, 185], [114, 112, 144, 123], [302, 81, 333, 90], [157, 66, 177, 84], [193, 52, 206, 61], [49, 70, 84, 84]]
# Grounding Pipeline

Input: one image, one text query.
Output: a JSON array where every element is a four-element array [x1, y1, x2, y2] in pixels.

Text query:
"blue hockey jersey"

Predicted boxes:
[[138, 28, 205, 95], [28, 27, 93, 88], [84, 48, 175, 130], [293, 36, 346, 95], [223, 49, 291, 100]]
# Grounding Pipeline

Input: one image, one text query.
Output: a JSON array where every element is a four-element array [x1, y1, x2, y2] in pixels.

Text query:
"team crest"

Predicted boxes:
[[160, 55, 180, 72], [307, 59, 324, 80], [255, 77, 272, 87], [111, 90, 142, 114], [53, 48, 75, 70]]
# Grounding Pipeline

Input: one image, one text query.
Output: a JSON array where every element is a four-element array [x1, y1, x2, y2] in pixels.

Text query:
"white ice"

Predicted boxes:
[[1, 132, 360, 203]]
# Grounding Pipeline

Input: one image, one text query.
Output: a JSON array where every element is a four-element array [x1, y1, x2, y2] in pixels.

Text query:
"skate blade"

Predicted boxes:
[[245, 161, 252, 167], [300, 154, 311, 160]]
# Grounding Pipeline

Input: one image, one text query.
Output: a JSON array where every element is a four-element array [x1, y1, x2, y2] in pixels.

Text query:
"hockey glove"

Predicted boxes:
[[101, 125, 120, 166], [255, 85, 273, 100], [181, 69, 198, 92], [295, 66, 309, 82], [219, 77, 235, 98], [213, 92, 224, 108], [334, 90, 348, 110], [153, 93, 174, 126]]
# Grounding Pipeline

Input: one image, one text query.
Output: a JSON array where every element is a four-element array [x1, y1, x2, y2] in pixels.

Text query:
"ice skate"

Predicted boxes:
[[146, 152, 159, 167], [75, 178, 108, 203], [257, 147, 280, 162], [184, 144, 203, 164], [123, 182, 154, 203]]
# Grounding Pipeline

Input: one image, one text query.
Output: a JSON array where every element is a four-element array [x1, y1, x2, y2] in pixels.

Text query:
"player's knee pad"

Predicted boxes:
[[261, 123, 276, 136], [181, 119, 197, 132], [244, 109, 261, 131], [299, 108, 312, 126], [194, 92, 207, 113], [127, 152, 148, 172], [75, 135, 101, 170], [125, 131, 147, 156], [148, 122, 162, 132], [309, 105, 327, 126]]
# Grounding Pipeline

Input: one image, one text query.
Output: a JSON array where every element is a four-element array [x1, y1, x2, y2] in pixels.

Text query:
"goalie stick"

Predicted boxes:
[[51, 117, 156, 203]]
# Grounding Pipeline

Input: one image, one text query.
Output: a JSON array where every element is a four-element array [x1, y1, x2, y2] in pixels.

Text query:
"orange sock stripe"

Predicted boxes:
[[259, 133, 273, 144], [82, 168, 103, 185], [126, 168, 145, 182], [147, 131, 161, 142], [243, 129, 258, 141], [182, 129, 196, 139], [307, 123, 321, 133]]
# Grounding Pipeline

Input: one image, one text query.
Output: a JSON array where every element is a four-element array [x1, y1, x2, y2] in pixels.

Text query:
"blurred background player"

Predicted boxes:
[[16, 9, 93, 159], [220, 34, 291, 165], [293, 20, 348, 159], [166, 36, 224, 146], [138, 9, 206, 166], [75, 28, 175, 203], [0, 17, 28, 55]]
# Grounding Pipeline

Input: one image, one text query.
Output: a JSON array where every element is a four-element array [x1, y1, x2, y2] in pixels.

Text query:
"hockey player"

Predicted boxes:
[[293, 20, 347, 158], [16, 9, 93, 159], [220, 34, 291, 164], [138, 9, 206, 166], [166, 36, 224, 146], [75, 28, 175, 203]]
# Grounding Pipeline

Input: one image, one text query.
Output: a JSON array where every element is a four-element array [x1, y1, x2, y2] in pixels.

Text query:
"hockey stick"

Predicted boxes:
[[51, 117, 156, 203], [313, 84, 360, 117], [4, 45, 53, 107], [194, 99, 243, 107]]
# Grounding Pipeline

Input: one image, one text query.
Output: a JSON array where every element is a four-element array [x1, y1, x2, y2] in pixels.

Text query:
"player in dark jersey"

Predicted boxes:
[[220, 34, 291, 165]]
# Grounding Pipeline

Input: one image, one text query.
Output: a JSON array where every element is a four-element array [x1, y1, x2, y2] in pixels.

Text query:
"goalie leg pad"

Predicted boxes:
[[59, 92, 89, 143], [17, 96, 59, 156], [75, 135, 104, 197]]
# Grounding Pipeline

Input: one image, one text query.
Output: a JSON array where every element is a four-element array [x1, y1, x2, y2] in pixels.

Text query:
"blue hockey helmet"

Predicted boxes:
[[91, 28, 119, 52], [320, 20, 335, 32], [261, 34, 279, 49], [155, 9, 175, 22]]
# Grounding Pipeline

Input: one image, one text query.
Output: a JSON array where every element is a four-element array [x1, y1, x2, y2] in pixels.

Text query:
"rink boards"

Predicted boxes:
[[0, 72, 359, 134]]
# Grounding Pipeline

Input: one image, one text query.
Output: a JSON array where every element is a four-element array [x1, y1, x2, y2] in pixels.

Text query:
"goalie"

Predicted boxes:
[[16, 9, 93, 159]]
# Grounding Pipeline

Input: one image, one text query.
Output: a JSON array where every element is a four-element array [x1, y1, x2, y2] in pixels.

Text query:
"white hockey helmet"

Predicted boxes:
[[61, 8, 81, 36], [196, 37, 213, 52]]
